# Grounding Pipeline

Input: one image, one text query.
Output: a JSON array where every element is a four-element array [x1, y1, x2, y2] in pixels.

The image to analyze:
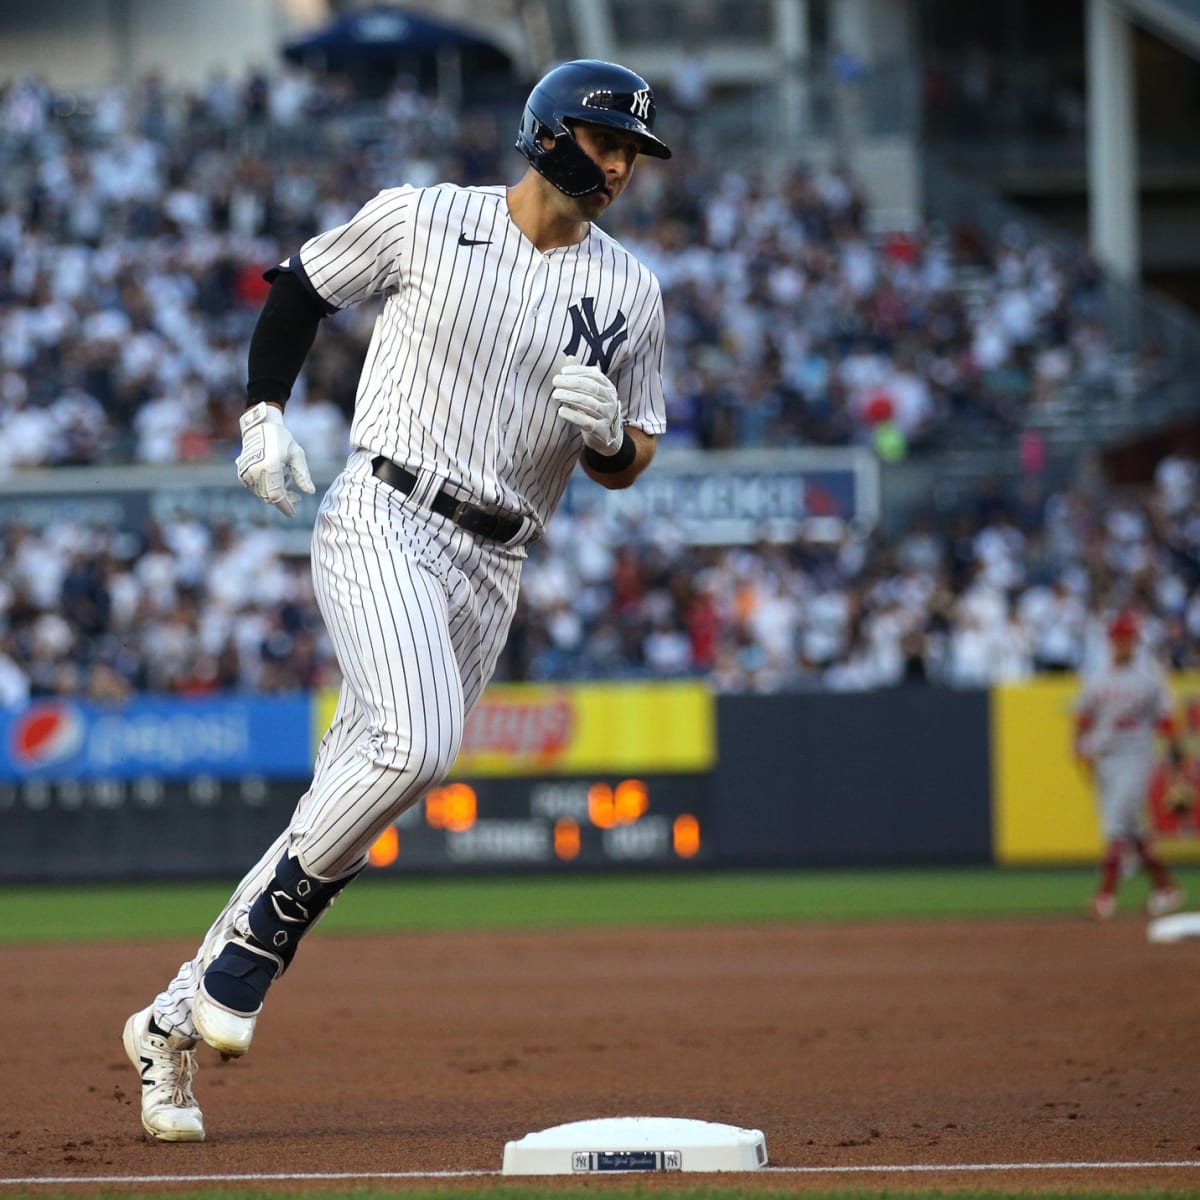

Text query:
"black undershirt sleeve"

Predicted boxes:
[[245, 267, 331, 408]]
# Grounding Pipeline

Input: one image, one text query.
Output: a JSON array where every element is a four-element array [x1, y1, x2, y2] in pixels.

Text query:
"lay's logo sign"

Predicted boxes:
[[461, 697, 574, 761], [441, 682, 715, 777]]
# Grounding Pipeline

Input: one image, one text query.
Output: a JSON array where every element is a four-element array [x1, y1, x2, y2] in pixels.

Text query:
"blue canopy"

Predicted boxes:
[[282, 6, 511, 68]]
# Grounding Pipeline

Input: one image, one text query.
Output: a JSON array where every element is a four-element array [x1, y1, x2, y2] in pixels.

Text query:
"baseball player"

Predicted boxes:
[[121, 59, 670, 1142], [1073, 610, 1185, 921]]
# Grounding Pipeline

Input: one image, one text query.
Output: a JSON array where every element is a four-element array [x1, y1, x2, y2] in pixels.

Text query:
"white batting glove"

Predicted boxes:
[[236, 402, 315, 519], [552, 355, 623, 455]]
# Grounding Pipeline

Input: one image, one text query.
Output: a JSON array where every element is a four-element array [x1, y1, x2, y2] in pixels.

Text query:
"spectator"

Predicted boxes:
[[0, 632, 30, 708]]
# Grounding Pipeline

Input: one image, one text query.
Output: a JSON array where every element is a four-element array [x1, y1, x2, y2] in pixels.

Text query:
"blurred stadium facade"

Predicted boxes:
[[2, 1, 1200, 876]]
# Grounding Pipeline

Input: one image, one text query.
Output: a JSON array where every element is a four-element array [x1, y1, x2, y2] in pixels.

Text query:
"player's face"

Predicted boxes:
[[571, 122, 641, 213], [1111, 632, 1136, 662]]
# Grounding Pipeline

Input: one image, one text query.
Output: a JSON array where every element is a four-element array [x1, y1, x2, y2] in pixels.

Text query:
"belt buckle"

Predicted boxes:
[[450, 498, 473, 526]]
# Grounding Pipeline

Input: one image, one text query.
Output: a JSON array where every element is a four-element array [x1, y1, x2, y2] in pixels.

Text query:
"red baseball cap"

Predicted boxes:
[[1107, 611, 1140, 640]]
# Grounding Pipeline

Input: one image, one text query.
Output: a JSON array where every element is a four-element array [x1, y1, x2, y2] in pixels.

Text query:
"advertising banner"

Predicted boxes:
[[0, 695, 313, 782], [314, 680, 716, 777], [556, 447, 878, 543]]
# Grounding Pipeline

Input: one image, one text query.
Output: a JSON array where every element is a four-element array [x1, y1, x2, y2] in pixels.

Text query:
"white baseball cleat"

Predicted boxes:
[[122, 1006, 205, 1142], [193, 983, 259, 1058], [1089, 893, 1116, 921], [1147, 887, 1185, 918]]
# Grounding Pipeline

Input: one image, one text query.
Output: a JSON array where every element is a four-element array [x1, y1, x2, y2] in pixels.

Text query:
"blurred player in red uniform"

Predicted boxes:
[[1073, 611, 1185, 920]]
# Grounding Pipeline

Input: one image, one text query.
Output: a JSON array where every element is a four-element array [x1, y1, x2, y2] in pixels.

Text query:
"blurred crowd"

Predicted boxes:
[[0, 67, 1196, 705], [0, 66, 1164, 469], [0, 450, 1196, 707], [0, 67, 476, 470]]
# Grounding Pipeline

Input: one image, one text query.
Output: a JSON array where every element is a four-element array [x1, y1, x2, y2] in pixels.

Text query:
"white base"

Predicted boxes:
[[502, 1116, 767, 1175], [1147, 911, 1200, 943]]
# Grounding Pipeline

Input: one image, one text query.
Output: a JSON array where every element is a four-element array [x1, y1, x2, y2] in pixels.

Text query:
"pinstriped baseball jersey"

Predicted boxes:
[[285, 183, 666, 534]]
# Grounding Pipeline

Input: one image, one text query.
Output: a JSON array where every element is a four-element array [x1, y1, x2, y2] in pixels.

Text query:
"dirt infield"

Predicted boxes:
[[3, 914, 1200, 1193]]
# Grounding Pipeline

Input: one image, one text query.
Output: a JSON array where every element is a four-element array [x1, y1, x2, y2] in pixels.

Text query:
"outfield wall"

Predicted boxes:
[[2, 678, 1197, 881], [712, 690, 993, 866]]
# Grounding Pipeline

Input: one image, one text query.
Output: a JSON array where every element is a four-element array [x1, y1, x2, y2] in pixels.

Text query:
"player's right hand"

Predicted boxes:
[[236, 402, 315, 519]]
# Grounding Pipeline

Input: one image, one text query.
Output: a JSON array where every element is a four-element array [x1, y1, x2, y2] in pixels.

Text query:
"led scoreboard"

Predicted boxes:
[[364, 775, 712, 871]]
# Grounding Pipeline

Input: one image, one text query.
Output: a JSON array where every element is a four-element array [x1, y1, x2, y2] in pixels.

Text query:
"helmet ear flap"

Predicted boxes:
[[516, 110, 606, 197], [517, 104, 551, 152]]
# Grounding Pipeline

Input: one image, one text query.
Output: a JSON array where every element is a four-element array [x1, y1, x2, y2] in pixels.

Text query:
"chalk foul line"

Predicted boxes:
[[3, 1160, 1200, 1185]]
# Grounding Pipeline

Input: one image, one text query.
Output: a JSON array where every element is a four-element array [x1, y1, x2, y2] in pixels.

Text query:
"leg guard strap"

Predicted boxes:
[[246, 852, 358, 971]]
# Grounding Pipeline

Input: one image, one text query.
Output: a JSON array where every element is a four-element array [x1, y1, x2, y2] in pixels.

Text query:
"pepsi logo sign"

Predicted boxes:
[[11, 703, 85, 770]]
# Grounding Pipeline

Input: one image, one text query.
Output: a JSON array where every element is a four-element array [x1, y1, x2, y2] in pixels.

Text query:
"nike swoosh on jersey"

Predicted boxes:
[[457, 232, 491, 246]]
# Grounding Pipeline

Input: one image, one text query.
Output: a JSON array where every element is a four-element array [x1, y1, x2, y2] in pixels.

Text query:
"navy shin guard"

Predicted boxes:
[[202, 941, 278, 1014], [203, 853, 359, 1014]]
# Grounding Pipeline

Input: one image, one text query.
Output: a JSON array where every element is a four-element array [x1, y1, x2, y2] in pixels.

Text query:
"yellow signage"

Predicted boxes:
[[314, 680, 715, 777], [993, 673, 1200, 865]]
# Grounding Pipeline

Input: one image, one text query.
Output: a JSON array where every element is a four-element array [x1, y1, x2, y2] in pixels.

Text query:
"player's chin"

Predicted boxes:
[[580, 188, 614, 216]]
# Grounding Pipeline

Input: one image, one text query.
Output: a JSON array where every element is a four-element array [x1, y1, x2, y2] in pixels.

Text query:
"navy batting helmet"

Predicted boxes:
[[515, 59, 671, 198]]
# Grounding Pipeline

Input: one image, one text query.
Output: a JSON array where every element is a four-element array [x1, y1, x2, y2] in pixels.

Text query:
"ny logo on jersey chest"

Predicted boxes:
[[564, 297, 628, 373]]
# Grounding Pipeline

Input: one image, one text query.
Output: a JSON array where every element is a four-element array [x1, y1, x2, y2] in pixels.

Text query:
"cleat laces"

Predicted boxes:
[[142, 1024, 200, 1110], [169, 1050, 199, 1110]]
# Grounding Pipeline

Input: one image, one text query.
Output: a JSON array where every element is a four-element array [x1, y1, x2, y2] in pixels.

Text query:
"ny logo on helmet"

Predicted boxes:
[[630, 88, 651, 119], [565, 297, 628, 373]]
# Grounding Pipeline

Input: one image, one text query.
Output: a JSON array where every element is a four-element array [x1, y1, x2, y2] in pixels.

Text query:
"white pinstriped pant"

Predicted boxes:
[[156, 450, 528, 1037]]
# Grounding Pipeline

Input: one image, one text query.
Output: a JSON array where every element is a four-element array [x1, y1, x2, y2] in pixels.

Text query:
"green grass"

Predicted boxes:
[[3, 865, 1198, 945]]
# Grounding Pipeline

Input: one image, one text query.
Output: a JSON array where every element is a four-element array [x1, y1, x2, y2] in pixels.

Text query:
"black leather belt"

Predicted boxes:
[[371, 457, 523, 543]]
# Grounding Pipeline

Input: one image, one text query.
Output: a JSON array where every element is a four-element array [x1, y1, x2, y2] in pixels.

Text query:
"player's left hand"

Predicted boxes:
[[553, 355, 623, 454]]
